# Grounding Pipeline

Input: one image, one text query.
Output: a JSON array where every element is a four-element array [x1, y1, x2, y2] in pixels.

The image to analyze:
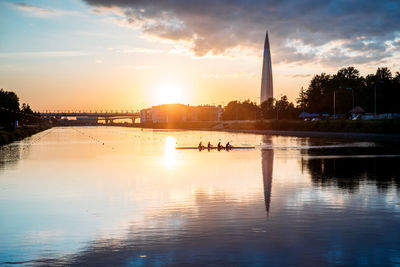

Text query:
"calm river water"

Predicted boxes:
[[1, 127, 400, 266]]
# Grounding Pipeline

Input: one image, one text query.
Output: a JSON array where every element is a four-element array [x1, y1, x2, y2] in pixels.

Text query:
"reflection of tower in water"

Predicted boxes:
[[261, 137, 274, 215]]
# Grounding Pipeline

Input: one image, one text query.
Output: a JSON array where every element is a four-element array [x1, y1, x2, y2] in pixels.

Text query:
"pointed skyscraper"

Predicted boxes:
[[260, 31, 273, 103]]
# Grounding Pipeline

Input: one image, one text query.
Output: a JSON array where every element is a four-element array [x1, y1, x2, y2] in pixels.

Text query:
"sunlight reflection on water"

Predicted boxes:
[[164, 136, 177, 169]]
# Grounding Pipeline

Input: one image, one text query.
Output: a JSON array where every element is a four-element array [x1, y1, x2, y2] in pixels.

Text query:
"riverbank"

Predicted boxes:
[[140, 119, 400, 133], [137, 119, 400, 141], [0, 125, 51, 146]]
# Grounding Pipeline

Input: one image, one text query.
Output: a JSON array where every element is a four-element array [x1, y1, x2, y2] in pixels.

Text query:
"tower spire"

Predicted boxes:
[[260, 30, 273, 104]]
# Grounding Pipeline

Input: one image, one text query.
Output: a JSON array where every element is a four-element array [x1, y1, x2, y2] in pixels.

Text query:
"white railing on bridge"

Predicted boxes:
[[39, 110, 140, 117], [39, 110, 139, 113]]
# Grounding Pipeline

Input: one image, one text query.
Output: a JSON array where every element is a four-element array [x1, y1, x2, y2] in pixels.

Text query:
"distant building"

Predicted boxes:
[[140, 104, 222, 123], [260, 31, 273, 104], [141, 104, 189, 123]]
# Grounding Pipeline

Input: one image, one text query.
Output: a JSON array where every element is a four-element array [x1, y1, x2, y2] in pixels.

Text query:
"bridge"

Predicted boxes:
[[40, 111, 140, 124]]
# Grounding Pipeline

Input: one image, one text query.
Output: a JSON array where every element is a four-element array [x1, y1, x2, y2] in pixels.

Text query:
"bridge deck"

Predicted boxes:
[[41, 112, 140, 117]]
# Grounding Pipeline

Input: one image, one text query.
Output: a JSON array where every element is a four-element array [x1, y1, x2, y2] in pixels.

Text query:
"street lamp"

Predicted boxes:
[[276, 94, 282, 120], [373, 80, 384, 115], [254, 97, 260, 120], [346, 87, 354, 110], [334, 86, 341, 120], [374, 83, 376, 115]]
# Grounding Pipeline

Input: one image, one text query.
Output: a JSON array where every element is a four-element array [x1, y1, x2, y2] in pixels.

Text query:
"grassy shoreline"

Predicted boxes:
[[0, 125, 51, 146]]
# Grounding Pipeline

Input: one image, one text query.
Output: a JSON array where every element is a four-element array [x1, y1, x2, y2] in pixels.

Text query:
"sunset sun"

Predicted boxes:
[[156, 83, 184, 104]]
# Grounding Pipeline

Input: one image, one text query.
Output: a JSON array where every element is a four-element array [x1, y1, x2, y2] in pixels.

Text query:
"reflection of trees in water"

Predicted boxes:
[[0, 143, 22, 171], [261, 136, 274, 215], [304, 156, 400, 191], [33, 190, 272, 266]]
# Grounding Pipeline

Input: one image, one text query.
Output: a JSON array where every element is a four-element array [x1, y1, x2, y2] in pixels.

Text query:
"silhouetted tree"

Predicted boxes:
[[275, 95, 298, 119], [296, 87, 306, 112], [261, 98, 275, 119], [221, 100, 260, 120], [260, 95, 299, 120], [0, 88, 20, 126], [304, 73, 332, 113], [0, 89, 42, 126], [301, 66, 400, 115]]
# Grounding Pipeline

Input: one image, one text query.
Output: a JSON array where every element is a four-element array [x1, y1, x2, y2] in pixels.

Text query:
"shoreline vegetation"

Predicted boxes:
[[1, 88, 50, 146], [0, 125, 51, 146]]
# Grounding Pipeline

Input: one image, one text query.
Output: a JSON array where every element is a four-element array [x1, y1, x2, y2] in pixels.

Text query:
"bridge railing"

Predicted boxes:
[[39, 110, 141, 117]]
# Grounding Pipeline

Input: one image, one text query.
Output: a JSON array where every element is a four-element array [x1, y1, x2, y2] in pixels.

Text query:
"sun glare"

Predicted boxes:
[[156, 83, 184, 104], [164, 136, 177, 169]]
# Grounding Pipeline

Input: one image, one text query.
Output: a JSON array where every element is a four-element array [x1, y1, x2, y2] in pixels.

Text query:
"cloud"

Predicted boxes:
[[83, 0, 400, 67], [11, 2, 54, 15], [10, 2, 82, 17], [290, 74, 313, 78]]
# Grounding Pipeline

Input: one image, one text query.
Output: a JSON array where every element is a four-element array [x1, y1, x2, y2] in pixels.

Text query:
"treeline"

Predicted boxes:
[[221, 67, 400, 120], [299, 67, 400, 114], [220, 96, 298, 120], [0, 88, 41, 126]]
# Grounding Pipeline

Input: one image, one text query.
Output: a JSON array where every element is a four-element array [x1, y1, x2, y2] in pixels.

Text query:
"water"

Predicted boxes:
[[1, 127, 400, 266]]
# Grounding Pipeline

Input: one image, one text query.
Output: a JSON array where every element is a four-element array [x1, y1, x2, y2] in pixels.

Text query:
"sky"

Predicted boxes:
[[0, 0, 399, 111]]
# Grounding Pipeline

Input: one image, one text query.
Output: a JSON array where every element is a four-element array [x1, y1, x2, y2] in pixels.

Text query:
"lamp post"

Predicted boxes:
[[236, 104, 238, 120], [276, 94, 282, 120], [334, 87, 339, 120], [374, 80, 383, 115], [254, 97, 260, 121], [335, 86, 342, 120], [333, 89, 336, 120], [346, 87, 354, 110], [374, 83, 377, 115]]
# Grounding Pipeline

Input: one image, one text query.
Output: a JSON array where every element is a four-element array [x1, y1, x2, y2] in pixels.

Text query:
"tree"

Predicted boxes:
[[0, 88, 20, 112], [0, 89, 42, 126], [0, 88, 20, 126], [261, 98, 275, 119], [221, 100, 260, 120], [21, 103, 33, 114], [300, 66, 400, 115], [304, 73, 331, 113], [275, 95, 299, 119], [296, 87, 305, 112]]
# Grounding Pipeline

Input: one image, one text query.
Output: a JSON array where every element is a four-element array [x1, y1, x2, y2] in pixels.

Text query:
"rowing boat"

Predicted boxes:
[[176, 146, 255, 150]]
